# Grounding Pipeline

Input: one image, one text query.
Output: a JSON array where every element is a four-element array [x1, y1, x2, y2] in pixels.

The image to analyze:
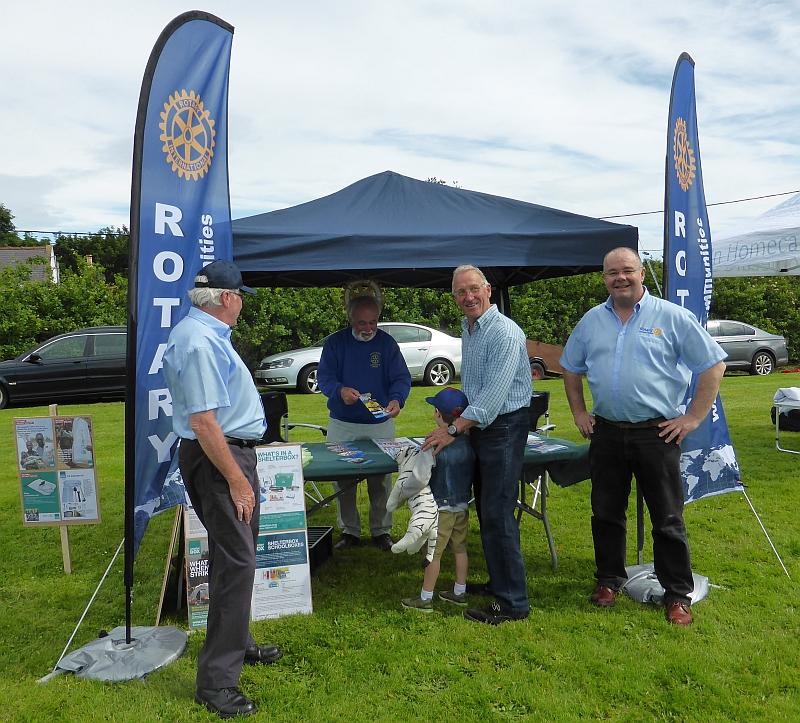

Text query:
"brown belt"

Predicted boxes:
[[595, 416, 665, 429]]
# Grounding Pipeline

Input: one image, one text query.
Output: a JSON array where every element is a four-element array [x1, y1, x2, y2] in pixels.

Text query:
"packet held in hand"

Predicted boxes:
[[359, 393, 390, 421]]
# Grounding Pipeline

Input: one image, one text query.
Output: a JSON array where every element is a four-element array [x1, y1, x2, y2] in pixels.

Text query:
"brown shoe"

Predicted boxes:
[[590, 584, 617, 607], [665, 600, 693, 626]]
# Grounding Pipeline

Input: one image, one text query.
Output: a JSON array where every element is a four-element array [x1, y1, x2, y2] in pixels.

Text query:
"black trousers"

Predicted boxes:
[[589, 419, 693, 604], [180, 439, 260, 689]]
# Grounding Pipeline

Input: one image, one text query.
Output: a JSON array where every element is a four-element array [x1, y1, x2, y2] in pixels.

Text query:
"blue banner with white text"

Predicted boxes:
[[663, 53, 742, 503], [128, 13, 234, 554]]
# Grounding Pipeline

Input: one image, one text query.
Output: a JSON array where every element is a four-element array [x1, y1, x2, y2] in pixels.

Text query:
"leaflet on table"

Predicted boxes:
[[359, 393, 390, 421], [325, 441, 376, 466], [526, 433, 568, 453], [372, 437, 422, 456]]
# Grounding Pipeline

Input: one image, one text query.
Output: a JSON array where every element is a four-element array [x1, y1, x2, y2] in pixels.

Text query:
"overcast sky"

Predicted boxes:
[[1, 1, 798, 253]]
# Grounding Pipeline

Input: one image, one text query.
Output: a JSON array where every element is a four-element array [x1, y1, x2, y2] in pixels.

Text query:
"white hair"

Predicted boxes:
[[347, 295, 380, 321], [451, 264, 488, 291], [188, 287, 225, 307]]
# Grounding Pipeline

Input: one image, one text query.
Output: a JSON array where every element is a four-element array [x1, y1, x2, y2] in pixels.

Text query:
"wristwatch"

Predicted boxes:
[[447, 424, 459, 437]]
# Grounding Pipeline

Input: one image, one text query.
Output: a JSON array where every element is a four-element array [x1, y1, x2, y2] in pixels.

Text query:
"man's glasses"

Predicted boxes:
[[453, 284, 486, 299], [602, 268, 640, 279]]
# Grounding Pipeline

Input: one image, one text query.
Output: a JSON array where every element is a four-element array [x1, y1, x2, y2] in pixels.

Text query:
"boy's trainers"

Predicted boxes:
[[438, 590, 467, 606], [401, 596, 433, 612]]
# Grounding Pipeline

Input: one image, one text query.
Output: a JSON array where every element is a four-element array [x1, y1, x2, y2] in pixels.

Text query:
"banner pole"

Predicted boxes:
[[742, 491, 790, 578]]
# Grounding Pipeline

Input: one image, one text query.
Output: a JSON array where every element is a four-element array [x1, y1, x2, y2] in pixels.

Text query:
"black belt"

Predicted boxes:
[[224, 436, 260, 448], [595, 416, 665, 429]]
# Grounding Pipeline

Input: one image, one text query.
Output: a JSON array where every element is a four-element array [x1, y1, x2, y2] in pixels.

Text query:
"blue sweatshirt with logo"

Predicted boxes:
[[317, 328, 412, 424]]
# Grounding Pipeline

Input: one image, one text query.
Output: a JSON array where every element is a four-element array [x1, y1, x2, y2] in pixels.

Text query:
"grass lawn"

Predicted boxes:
[[0, 374, 798, 721]]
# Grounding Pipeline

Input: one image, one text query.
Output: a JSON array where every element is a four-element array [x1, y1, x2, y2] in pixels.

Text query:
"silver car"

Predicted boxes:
[[706, 319, 789, 375], [255, 322, 462, 393]]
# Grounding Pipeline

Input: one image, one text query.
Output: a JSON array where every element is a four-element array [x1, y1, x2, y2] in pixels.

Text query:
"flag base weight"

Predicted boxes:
[[40, 625, 187, 682]]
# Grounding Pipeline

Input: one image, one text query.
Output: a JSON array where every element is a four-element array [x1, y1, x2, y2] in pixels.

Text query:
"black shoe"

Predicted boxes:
[[243, 643, 282, 665], [334, 533, 361, 550], [465, 581, 494, 597], [195, 687, 256, 718], [371, 533, 393, 551], [464, 602, 529, 625]]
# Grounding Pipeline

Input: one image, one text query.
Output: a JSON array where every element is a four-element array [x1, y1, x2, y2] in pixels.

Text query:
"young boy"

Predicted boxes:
[[402, 387, 475, 612]]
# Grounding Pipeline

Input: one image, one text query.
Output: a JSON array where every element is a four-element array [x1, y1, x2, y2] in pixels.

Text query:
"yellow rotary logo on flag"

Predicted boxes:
[[159, 89, 216, 180], [673, 117, 696, 192]]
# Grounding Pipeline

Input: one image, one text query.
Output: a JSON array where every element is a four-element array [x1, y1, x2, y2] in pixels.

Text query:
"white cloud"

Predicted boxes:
[[0, 0, 797, 253]]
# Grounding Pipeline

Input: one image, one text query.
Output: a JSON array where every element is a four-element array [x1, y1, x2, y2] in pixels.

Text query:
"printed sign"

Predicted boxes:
[[15, 416, 101, 526]]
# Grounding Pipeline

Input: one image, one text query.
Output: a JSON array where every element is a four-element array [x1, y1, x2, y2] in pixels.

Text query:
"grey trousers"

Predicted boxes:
[[180, 439, 260, 689], [326, 417, 395, 537]]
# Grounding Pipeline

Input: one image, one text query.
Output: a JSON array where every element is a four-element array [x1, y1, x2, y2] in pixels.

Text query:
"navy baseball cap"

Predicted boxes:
[[425, 387, 469, 417], [194, 260, 256, 295]]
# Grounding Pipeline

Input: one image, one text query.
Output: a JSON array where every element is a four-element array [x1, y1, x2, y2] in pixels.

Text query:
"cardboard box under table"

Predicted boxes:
[[301, 437, 589, 570]]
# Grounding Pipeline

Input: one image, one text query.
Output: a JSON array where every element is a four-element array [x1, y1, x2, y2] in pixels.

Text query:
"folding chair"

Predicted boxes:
[[516, 391, 558, 570], [259, 391, 328, 503]]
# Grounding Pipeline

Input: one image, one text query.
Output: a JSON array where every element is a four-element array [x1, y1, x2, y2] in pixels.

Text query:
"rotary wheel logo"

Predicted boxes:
[[673, 117, 696, 192], [159, 90, 215, 181]]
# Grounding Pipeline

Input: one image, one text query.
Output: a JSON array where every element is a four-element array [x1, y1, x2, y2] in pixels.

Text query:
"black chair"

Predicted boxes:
[[259, 391, 327, 503], [259, 391, 327, 444], [528, 391, 554, 435]]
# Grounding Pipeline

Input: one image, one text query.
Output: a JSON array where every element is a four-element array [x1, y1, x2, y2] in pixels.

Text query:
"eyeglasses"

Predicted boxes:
[[226, 289, 243, 297], [453, 284, 487, 299], [602, 267, 641, 279]]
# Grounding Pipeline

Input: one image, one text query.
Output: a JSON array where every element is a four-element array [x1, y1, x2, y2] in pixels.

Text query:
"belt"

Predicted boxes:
[[224, 436, 260, 448], [595, 416, 665, 429]]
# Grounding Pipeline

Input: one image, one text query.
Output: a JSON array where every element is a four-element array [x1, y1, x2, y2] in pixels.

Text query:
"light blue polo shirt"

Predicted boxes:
[[560, 289, 726, 423], [163, 307, 266, 440]]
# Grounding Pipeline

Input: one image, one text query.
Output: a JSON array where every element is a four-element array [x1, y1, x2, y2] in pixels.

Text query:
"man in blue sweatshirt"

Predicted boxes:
[[317, 295, 412, 551]]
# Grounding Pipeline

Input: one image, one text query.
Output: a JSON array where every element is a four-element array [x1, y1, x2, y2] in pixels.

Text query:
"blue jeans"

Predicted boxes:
[[470, 407, 530, 614], [589, 418, 693, 605]]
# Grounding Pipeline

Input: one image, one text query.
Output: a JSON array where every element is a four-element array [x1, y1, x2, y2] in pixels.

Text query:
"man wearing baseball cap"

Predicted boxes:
[[163, 259, 279, 718]]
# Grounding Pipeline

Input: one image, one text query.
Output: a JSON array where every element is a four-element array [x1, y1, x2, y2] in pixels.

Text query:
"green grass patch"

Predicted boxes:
[[0, 376, 798, 720]]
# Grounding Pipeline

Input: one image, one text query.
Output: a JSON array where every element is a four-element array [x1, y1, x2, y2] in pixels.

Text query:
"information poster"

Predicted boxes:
[[182, 442, 312, 630], [183, 506, 211, 631], [253, 444, 312, 619], [15, 416, 101, 526]]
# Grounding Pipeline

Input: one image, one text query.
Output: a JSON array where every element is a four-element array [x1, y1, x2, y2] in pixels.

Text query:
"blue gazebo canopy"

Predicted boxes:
[[233, 170, 638, 289]]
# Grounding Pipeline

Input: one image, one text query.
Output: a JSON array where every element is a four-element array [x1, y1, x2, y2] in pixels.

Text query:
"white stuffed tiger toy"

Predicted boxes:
[[386, 445, 438, 563]]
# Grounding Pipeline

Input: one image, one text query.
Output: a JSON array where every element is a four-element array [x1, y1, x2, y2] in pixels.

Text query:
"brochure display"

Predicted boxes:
[[15, 416, 101, 526], [183, 443, 312, 630]]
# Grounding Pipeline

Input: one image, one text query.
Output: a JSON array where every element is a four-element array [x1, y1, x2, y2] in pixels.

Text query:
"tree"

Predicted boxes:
[[53, 227, 129, 283]]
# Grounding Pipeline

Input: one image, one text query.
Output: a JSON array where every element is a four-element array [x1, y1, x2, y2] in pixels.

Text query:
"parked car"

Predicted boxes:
[[706, 319, 788, 375], [0, 327, 126, 409], [255, 322, 462, 394], [526, 339, 564, 380]]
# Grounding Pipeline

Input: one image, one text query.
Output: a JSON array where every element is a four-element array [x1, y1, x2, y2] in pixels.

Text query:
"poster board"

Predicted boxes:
[[15, 416, 101, 526], [183, 442, 312, 630]]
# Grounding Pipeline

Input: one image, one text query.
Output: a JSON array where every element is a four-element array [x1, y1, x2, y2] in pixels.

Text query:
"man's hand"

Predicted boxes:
[[385, 400, 401, 418], [229, 477, 256, 524], [657, 414, 699, 445], [190, 409, 256, 524], [573, 410, 595, 439], [422, 426, 456, 456], [340, 386, 360, 405]]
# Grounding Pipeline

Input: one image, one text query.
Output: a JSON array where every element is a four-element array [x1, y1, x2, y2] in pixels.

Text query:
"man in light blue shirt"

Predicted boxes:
[[561, 247, 726, 627], [424, 265, 532, 625], [163, 260, 279, 719]]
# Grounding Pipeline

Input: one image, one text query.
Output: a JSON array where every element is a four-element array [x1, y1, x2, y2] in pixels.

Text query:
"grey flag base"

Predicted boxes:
[[38, 626, 187, 682], [622, 563, 709, 605]]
